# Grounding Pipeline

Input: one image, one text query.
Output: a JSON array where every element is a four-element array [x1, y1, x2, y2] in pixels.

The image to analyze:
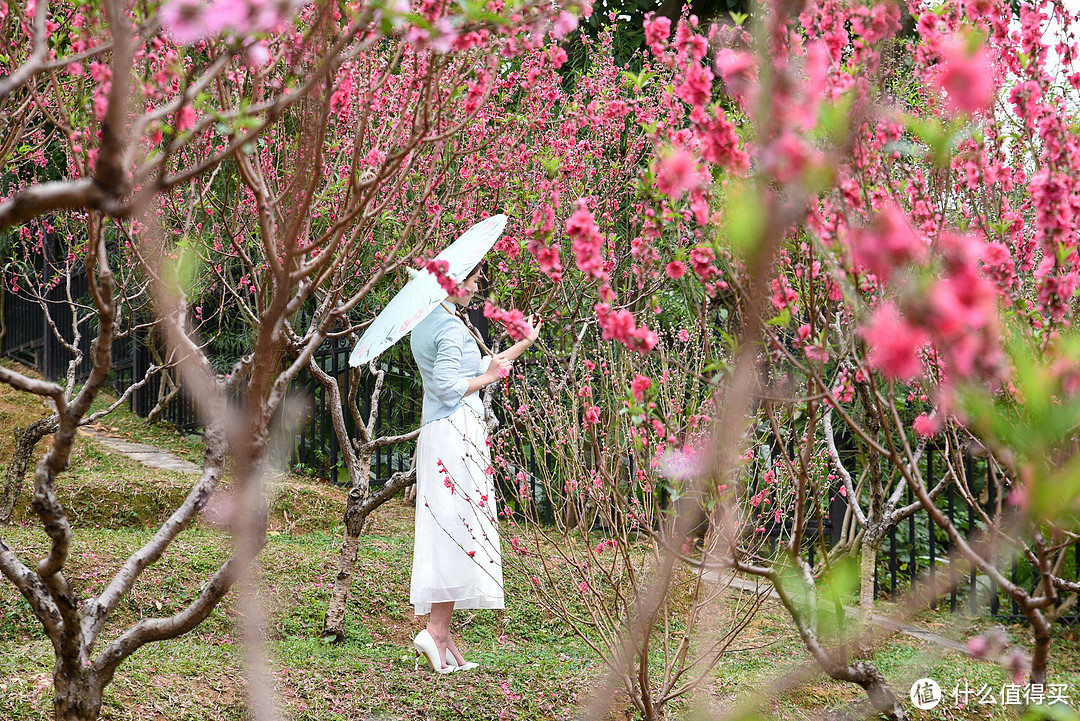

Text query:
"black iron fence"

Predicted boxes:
[[499, 410, 1080, 624], [0, 280, 479, 489], [869, 452, 1080, 623], [1, 264, 96, 381], [289, 337, 422, 486], [745, 444, 1080, 624]]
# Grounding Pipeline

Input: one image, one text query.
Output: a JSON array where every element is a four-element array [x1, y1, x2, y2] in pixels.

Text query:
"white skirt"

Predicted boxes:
[[410, 406, 504, 615]]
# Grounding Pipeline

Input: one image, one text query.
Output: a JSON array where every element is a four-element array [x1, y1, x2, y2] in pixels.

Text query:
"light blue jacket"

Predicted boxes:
[[410, 304, 490, 425]]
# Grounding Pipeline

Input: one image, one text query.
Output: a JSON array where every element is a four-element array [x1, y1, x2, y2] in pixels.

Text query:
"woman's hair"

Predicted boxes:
[[466, 259, 486, 280]]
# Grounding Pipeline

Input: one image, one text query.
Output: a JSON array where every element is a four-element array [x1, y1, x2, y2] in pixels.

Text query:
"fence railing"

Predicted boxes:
[[289, 337, 422, 485], [0, 282, 483, 489], [2, 264, 96, 381], [746, 444, 1080, 624]]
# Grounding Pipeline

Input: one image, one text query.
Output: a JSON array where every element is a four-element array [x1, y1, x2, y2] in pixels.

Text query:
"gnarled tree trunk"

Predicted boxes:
[[322, 451, 373, 642], [308, 358, 421, 642], [858, 534, 883, 634], [770, 570, 908, 721], [0, 416, 57, 523], [54, 662, 103, 721], [322, 463, 415, 642]]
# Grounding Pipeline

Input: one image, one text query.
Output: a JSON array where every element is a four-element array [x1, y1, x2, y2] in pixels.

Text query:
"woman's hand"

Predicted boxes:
[[524, 314, 542, 345], [483, 354, 513, 384], [498, 316, 542, 364]]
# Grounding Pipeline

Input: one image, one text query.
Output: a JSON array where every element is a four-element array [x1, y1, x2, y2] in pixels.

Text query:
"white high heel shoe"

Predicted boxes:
[[445, 649, 478, 671], [413, 630, 454, 674]]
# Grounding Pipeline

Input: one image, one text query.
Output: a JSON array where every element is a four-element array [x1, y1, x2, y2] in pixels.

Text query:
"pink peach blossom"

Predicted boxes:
[[630, 373, 651, 402], [861, 303, 928, 381], [913, 413, 941, 438], [932, 37, 995, 115]]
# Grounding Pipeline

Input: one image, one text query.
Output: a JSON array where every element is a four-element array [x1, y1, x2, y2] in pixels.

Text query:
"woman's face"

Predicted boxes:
[[452, 268, 483, 305]]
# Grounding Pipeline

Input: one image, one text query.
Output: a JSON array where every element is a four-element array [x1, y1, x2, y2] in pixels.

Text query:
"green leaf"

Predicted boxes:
[[1020, 700, 1080, 720], [621, 69, 656, 91], [766, 308, 791, 327], [903, 114, 954, 166], [817, 554, 859, 637], [539, 155, 562, 179], [816, 90, 854, 145], [174, 235, 205, 300], [719, 181, 765, 256]]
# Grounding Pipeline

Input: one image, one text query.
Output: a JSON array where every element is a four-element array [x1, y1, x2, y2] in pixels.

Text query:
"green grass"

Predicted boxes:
[[4, 494, 1077, 720], [0, 372, 1078, 720], [0, 502, 593, 721]]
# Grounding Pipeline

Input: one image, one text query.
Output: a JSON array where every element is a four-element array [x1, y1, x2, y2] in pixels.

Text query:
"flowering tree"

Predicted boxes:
[[485, 6, 850, 717], [716, 0, 1080, 688], [0, 0, 580, 717], [618, 4, 923, 715], [606, 0, 1080, 703], [490, 0, 1047, 715], [819, 0, 1080, 684], [499, 324, 776, 721], [0, 214, 184, 524]]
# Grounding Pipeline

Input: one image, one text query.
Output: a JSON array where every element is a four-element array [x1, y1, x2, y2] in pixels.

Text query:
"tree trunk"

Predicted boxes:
[[849, 660, 908, 721], [0, 416, 57, 524], [773, 570, 907, 721], [858, 538, 880, 634], [320, 461, 416, 642], [322, 454, 372, 642], [54, 663, 103, 721], [1029, 612, 1052, 685], [322, 504, 367, 642]]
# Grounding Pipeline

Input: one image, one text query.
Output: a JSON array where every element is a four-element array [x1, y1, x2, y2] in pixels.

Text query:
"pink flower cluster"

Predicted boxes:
[[859, 233, 1003, 384], [849, 203, 928, 282], [913, 413, 941, 438], [436, 458, 455, 495], [920, 233, 1003, 381], [565, 202, 606, 280], [861, 303, 928, 381], [526, 202, 563, 282], [630, 373, 651, 402], [595, 303, 658, 354], [930, 36, 995, 116], [425, 258, 464, 298], [654, 146, 700, 199], [161, 0, 293, 45], [483, 302, 533, 341]]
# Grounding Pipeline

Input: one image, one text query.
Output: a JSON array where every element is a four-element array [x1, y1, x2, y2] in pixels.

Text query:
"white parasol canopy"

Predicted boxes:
[[349, 214, 507, 367]]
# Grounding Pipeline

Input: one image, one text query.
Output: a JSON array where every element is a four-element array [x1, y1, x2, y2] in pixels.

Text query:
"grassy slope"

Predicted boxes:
[[0, 371, 1076, 720]]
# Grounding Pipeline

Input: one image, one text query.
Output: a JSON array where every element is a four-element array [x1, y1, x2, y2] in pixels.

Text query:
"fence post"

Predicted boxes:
[[132, 329, 151, 417], [467, 305, 490, 348], [927, 446, 937, 610], [828, 482, 845, 547], [967, 454, 976, 614], [41, 275, 72, 382], [907, 487, 916, 599]]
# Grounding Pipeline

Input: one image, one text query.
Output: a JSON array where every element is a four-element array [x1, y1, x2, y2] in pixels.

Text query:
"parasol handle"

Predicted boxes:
[[463, 322, 495, 357], [442, 302, 495, 356]]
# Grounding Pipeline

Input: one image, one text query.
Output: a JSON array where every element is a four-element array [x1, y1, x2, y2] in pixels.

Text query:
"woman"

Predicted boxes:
[[408, 262, 540, 673]]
